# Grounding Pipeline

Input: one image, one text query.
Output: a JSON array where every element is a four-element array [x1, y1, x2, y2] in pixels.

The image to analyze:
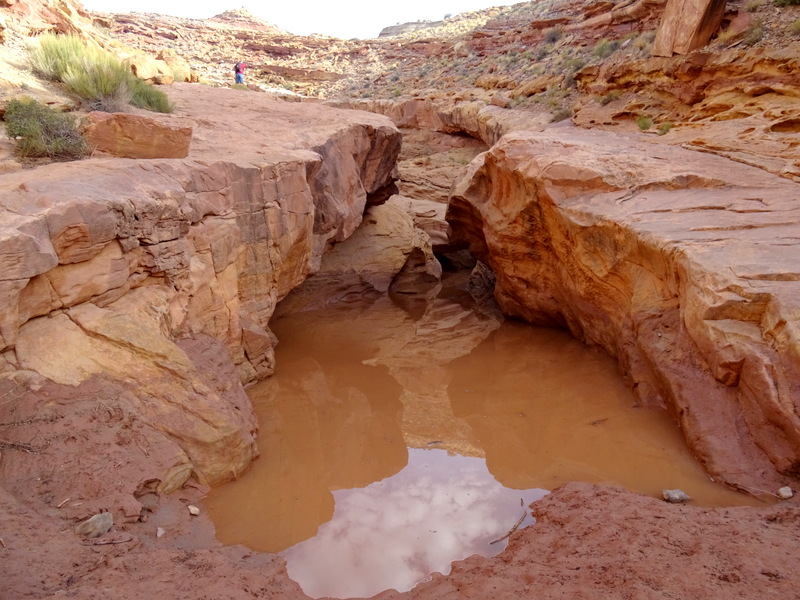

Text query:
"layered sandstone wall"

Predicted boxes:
[[0, 84, 401, 490], [328, 98, 551, 147], [448, 126, 800, 494]]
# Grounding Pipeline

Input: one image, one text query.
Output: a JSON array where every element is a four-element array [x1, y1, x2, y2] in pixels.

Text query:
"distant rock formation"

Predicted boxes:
[[379, 20, 445, 38], [208, 8, 286, 33]]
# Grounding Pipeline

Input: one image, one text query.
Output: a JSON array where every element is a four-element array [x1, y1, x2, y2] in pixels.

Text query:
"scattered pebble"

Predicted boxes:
[[156, 527, 166, 538], [662, 489, 691, 504], [75, 512, 113, 538], [777, 486, 794, 500], [188, 505, 200, 516]]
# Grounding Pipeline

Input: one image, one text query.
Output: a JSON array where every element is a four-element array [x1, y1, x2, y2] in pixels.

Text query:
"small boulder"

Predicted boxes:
[[662, 489, 691, 504], [777, 486, 794, 500], [188, 505, 200, 516], [75, 512, 113, 537]]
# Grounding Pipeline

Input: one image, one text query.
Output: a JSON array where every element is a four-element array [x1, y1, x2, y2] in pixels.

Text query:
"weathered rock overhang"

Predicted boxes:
[[328, 98, 551, 147], [447, 126, 800, 494], [0, 84, 401, 489]]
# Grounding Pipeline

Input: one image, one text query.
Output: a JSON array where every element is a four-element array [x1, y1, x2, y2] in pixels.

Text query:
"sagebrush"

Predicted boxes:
[[4, 97, 91, 161], [28, 33, 173, 113]]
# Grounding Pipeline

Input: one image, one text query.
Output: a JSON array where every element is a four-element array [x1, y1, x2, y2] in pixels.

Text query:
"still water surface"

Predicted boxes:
[[205, 283, 756, 598]]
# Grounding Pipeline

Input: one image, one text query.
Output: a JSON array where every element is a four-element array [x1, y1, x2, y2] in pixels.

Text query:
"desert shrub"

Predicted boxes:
[[536, 44, 552, 59], [544, 26, 564, 43], [28, 33, 173, 113], [745, 0, 764, 10], [775, 0, 800, 6], [658, 121, 673, 135], [3, 96, 91, 160], [563, 56, 587, 72], [27, 33, 85, 81], [636, 115, 653, 131], [716, 27, 737, 43], [550, 106, 573, 122], [129, 77, 174, 112], [593, 38, 619, 59], [633, 33, 652, 51], [598, 89, 622, 105], [61, 51, 132, 112], [790, 18, 800, 34], [743, 19, 765, 45]]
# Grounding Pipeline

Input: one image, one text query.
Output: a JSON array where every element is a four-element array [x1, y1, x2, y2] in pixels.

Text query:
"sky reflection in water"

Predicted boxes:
[[283, 447, 547, 599]]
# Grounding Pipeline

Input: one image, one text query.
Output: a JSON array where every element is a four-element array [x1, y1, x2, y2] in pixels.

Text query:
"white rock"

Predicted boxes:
[[75, 512, 113, 537], [156, 527, 166, 538], [188, 505, 200, 516], [777, 486, 794, 500], [662, 489, 691, 504]]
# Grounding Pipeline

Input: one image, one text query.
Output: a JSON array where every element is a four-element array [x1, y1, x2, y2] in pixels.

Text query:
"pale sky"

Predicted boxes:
[[80, 0, 522, 39]]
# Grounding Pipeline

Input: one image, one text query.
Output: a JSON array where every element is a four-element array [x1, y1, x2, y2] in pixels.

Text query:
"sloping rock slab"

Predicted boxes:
[[448, 126, 800, 494], [83, 111, 192, 158]]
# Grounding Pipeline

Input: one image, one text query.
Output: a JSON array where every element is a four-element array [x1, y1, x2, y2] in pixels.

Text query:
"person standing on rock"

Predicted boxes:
[[234, 60, 246, 85]]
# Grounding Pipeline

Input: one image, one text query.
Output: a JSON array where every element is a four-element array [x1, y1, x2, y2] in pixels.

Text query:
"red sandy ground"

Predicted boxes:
[[2, 378, 800, 599]]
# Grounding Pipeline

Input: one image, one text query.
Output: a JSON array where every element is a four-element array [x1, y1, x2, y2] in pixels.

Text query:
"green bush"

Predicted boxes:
[[658, 122, 673, 135], [775, 0, 800, 6], [550, 106, 573, 122], [598, 89, 622, 105], [129, 77, 174, 112], [27, 33, 85, 81], [28, 33, 173, 113], [636, 115, 653, 131], [742, 19, 765, 45], [4, 97, 91, 161], [61, 51, 132, 112], [544, 26, 563, 43], [791, 18, 800, 34], [593, 38, 620, 59]]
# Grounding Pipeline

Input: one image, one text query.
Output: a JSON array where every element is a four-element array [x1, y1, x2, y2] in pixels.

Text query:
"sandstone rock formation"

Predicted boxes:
[[652, 0, 726, 56], [275, 196, 441, 315], [0, 0, 94, 38], [330, 98, 551, 147], [574, 45, 800, 182], [448, 126, 800, 494], [0, 83, 400, 492], [82, 111, 193, 158]]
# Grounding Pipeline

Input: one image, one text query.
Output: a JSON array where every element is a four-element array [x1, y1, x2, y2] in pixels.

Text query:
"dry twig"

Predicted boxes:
[[82, 536, 134, 546], [489, 510, 527, 545], [0, 439, 38, 453]]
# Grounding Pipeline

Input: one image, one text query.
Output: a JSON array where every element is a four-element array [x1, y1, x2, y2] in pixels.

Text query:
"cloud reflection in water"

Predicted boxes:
[[283, 447, 548, 598]]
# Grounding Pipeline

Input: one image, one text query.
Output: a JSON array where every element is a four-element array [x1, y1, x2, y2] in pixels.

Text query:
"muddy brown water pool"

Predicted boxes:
[[205, 278, 759, 598]]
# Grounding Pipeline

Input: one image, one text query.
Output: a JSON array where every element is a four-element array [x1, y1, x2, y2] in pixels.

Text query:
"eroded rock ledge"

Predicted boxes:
[[329, 98, 551, 146], [448, 126, 800, 494], [0, 83, 400, 492]]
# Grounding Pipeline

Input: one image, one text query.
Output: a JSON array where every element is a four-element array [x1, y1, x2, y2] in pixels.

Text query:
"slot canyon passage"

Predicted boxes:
[[2, 81, 800, 600]]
